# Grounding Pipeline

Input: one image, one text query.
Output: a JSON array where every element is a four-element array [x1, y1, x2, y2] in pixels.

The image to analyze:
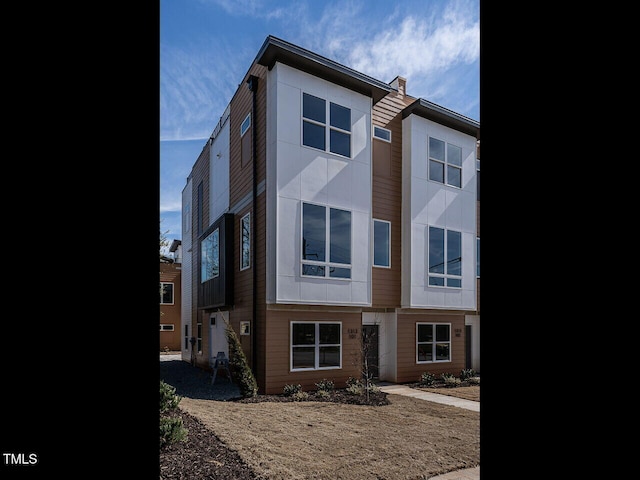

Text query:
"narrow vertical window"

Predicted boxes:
[[184, 325, 189, 350], [196, 322, 202, 354], [302, 93, 326, 151], [476, 237, 480, 278], [373, 219, 391, 267], [160, 282, 174, 304], [329, 102, 351, 157], [183, 203, 191, 234], [196, 181, 203, 235], [201, 228, 219, 282], [240, 113, 251, 137], [240, 212, 251, 270]]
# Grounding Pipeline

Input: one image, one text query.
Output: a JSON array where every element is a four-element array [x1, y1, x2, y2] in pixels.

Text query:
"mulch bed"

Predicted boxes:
[[160, 410, 260, 480]]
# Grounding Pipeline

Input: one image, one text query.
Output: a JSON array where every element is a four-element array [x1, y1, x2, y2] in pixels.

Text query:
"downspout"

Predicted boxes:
[[247, 74, 259, 374]]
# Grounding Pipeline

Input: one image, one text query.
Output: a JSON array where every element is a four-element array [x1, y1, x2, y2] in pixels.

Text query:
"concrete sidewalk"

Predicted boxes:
[[377, 383, 479, 480]]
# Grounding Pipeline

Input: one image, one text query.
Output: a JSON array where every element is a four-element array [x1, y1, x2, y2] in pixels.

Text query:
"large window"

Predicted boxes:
[[160, 282, 174, 304], [373, 219, 391, 268], [302, 202, 351, 279], [428, 226, 462, 288], [302, 93, 351, 157], [417, 323, 451, 363], [240, 212, 250, 270], [201, 228, 219, 282], [428, 137, 462, 188], [291, 322, 342, 371]]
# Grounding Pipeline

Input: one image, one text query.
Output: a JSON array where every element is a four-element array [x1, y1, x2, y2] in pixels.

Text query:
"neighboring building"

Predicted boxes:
[[181, 35, 480, 394], [160, 240, 182, 351]]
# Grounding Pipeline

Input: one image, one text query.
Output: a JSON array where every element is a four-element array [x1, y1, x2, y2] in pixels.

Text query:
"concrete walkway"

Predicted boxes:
[[377, 383, 480, 480]]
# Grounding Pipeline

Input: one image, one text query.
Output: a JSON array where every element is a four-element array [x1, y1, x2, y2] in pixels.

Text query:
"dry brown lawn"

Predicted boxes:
[[179, 391, 479, 480]]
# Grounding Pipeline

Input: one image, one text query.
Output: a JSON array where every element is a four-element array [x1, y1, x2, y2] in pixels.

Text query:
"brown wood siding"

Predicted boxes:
[[395, 312, 466, 383], [370, 91, 415, 308], [227, 63, 269, 390], [262, 309, 363, 395], [160, 262, 182, 351], [188, 143, 212, 369]]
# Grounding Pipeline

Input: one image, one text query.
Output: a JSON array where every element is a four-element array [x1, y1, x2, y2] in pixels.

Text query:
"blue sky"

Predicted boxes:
[[160, 0, 479, 250]]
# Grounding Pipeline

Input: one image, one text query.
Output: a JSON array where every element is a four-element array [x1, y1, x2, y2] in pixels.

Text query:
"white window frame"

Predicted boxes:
[[240, 212, 251, 271], [427, 226, 462, 289], [160, 282, 174, 304], [416, 322, 452, 364], [373, 125, 391, 143], [240, 112, 251, 137], [428, 136, 462, 189], [301, 92, 351, 158], [290, 321, 342, 372], [372, 219, 391, 268], [300, 201, 352, 280], [159, 324, 175, 331]]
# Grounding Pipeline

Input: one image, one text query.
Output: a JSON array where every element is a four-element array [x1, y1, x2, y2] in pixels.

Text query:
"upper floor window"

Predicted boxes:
[[373, 219, 391, 268], [241, 113, 251, 137], [301, 202, 351, 279], [183, 202, 191, 234], [428, 137, 462, 188], [373, 125, 391, 142], [201, 228, 219, 282], [196, 181, 203, 235], [302, 93, 351, 157], [240, 212, 250, 271], [417, 323, 451, 363], [428, 226, 462, 288], [160, 282, 174, 304], [476, 237, 480, 278], [476, 158, 480, 200]]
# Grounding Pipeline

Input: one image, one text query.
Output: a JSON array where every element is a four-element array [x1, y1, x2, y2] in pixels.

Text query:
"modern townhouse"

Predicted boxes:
[[160, 240, 183, 352], [180, 35, 480, 394]]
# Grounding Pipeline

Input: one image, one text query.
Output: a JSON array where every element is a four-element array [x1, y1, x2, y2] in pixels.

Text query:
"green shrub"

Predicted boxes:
[[283, 384, 302, 396], [292, 391, 309, 401], [315, 379, 334, 392], [460, 368, 476, 380], [443, 375, 462, 387], [316, 389, 331, 398], [468, 376, 481, 385], [419, 372, 435, 386], [225, 324, 258, 398], [159, 417, 187, 447], [160, 380, 181, 414]]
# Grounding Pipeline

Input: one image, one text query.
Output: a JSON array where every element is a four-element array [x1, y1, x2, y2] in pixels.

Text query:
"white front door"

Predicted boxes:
[[209, 312, 229, 364]]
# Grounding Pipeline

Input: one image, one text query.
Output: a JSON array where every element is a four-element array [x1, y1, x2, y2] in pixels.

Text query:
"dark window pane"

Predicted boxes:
[[329, 267, 351, 278], [373, 220, 390, 267], [447, 143, 462, 166], [428, 227, 444, 273], [429, 137, 445, 161], [429, 276, 445, 286], [330, 208, 351, 264], [292, 323, 315, 345], [476, 170, 480, 200], [319, 323, 340, 344], [429, 160, 444, 183], [435, 343, 450, 361], [447, 278, 461, 287], [303, 121, 325, 150], [417, 324, 433, 342], [319, 346, 340, 367], [477, 238, 480, 277], [435, 324, 450, 341], [303, 93, 325, 123], [447, 230, 461, 276], [418, 343, 433, 362], [447, 165, 461, 187], [302, 264, 325, 276], [303, 203, 326, 262], [201, 229, 219, 282], [241, 214, 250, 269], [330, 103, 350, 131], [330, 129, 350, 157], [292, 347, 315, 369], [373, 126, 391, 141]]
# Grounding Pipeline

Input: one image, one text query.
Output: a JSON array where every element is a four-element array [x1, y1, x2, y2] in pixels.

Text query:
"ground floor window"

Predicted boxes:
[[197, 322, 202, 354], [159, 324, 175, 331], [291, 322, 341, 371], [416, 323, 451, 363], [184, 325, 189, 349]]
